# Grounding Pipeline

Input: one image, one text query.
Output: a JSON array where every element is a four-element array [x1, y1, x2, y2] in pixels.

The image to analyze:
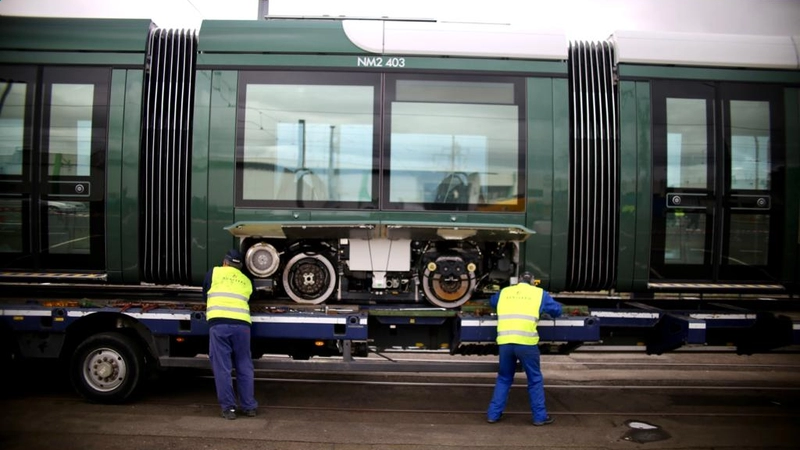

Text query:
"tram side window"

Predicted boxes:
[[729, 100, 771, 267], [386, 78, 524, 211], [730, 100, 770, 191], [237, 72, 379, 207], [48, 84, 93, 177], [45, 83, 94, 255], [0, 80, 26, 252], [664, 98, 708, 265], [0, 82, 25, 176]]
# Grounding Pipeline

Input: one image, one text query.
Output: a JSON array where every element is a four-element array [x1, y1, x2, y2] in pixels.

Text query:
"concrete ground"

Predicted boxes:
[[1, 352, 799, 449]]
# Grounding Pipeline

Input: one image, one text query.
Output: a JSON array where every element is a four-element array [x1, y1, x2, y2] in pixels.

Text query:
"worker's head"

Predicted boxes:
[[520, 271, 535, 285], [223, 249, 243, 270]]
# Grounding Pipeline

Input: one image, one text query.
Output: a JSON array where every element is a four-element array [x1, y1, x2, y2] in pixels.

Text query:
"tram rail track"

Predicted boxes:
[[8, 364, 800, 402], [376, 354, 800, 369], [9, 374, 800, 412], [4, 358, 798, 450]]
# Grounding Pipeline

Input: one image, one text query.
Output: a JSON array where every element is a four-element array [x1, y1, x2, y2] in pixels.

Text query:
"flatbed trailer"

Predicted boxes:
[[2, 285, 798, 403]]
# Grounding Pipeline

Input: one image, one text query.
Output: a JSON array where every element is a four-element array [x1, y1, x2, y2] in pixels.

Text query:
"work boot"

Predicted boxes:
[[487, 413, 503, 423], [243, 409, 257, 417], [221, 408, 236, 420], [533, 415, 554, 426]]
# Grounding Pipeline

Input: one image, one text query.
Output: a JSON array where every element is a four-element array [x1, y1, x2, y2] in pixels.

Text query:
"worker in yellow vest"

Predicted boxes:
[[203, 249, 257, 420], [486, 271, 562, 426]]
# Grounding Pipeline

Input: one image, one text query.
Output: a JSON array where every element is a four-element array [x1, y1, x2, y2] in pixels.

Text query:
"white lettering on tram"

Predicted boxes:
[[357, 57, 406, 68]]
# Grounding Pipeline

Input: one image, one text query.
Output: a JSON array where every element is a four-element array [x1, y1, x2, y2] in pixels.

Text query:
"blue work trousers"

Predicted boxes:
[[209, 323, 258, 412], [487, 343, 547, 422]]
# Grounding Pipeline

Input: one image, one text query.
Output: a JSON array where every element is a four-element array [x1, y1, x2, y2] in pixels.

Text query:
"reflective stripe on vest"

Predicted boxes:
[[206, 266, 253, 324], [496, 283, 543, 345]]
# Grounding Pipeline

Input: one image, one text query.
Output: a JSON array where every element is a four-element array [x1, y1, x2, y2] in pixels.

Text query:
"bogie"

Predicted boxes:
[[241, 238, 515, 308]]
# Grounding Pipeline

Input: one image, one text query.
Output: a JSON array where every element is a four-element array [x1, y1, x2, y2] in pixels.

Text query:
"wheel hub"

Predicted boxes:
[[95, 359, 115, 379], [422, 254, 477, 308], [282, 252, 337, 304], [83, 348, 128, 392], [296, 263, 324, 292]]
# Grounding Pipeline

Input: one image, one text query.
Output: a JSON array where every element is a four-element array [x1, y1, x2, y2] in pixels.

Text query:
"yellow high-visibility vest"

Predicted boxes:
[[496, 283, 543, 345], [206, 266, 253, 324]]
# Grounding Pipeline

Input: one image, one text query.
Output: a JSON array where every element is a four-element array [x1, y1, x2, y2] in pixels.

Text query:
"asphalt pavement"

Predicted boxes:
[[1, 351, 799, 449]]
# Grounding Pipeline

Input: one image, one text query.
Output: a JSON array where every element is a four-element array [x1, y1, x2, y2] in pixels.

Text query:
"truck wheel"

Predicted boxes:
[[70, 332, 146, 403]]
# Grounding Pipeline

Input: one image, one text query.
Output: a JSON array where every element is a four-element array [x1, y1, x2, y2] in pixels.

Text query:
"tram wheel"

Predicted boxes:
[[421, 266, 476, 309], [282, 252, 337, 304]]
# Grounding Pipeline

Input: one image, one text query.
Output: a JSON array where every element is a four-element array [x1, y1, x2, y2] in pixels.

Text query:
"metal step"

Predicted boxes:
[[648, 282, 785, 291], [0, 271, 107, 281]]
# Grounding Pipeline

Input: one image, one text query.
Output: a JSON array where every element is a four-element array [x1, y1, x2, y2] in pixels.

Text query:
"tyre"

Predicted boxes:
[[70, 332, 147, 403]]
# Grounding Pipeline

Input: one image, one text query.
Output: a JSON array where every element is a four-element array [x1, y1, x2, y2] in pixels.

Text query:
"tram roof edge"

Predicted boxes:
[[0, 16, 154, 53], [343, 20, 568, 60], [198, 18, 567, 60], [611, 30, 800, 70]]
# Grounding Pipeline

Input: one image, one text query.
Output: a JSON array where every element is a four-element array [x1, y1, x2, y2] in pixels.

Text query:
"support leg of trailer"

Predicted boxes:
[[342, 340, 353, 363], [646, 313, 706, 355], [736, 312, 795, 354]]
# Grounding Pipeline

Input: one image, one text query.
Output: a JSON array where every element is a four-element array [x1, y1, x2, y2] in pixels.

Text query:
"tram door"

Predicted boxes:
[[0, 66, 107, 271], [650, 81, 784, 283]]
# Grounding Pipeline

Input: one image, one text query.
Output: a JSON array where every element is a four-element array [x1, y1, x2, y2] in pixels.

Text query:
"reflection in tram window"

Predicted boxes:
[[388, 79, 521, 210], [390, 117, 500, 205], [730, 101, 770, 191], [666, 98, 707, 189], [47, 201, 89, 254], [241, 82, 374, 203], [0, 81, 26, 176], [47, 84, 94, 177], [0, 199, 22, 252], [728, 214, 769, 266], [665, 211, 705, 265]]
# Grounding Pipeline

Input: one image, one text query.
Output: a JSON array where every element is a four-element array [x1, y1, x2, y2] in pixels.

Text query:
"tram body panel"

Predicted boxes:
[[0, 17, 798, 305]]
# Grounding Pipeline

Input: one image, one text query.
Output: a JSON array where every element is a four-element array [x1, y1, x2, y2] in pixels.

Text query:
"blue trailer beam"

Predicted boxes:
[[592, 303, 707, 354], [3, 302, 798, 360], [458, 315, 600, 343], [251, 313, 368, 340]]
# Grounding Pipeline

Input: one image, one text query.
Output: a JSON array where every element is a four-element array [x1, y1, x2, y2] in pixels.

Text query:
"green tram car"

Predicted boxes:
[[2, 16, 800, 403], [1, 16, 798, 307]]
